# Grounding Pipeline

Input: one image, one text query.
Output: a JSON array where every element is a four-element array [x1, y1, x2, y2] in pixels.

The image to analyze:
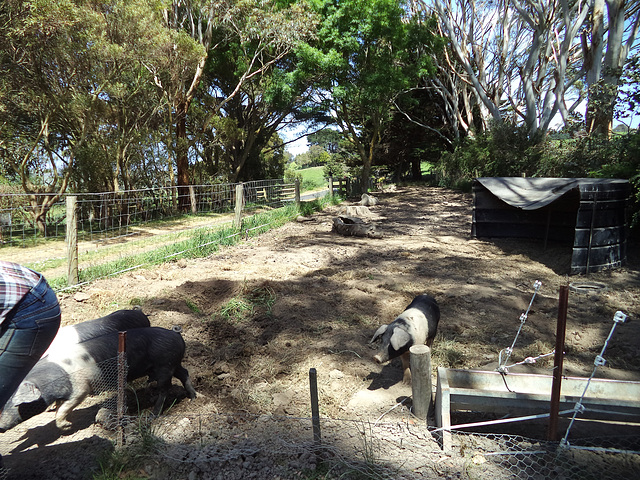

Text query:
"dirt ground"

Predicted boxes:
[[1, 184, 640, 479]]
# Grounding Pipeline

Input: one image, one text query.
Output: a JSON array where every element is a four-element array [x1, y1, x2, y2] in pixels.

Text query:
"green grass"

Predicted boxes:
[[216, 283, 276, 323], [420, 161, 435, 175], [49, 198, 336, 291], [299, 166, 327, 191]]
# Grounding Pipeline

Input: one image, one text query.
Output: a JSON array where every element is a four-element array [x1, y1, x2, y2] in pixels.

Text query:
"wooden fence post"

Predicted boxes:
[[189, 186, 197, 214], [294, 178, 301, 207], [66, 196, 79, 286], [410, 344, 433, 420], [234, 183, 244, 229], [309, 368, 321, 444], [329, 177, 334, 197]]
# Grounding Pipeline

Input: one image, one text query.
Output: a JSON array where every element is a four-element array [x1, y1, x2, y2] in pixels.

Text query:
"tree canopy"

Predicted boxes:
[[1, 0, 638, 220]]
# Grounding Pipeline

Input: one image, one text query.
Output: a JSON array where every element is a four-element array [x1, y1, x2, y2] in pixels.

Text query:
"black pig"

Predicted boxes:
[[0, 327, 196, 432], [42, 308, 150, 357]]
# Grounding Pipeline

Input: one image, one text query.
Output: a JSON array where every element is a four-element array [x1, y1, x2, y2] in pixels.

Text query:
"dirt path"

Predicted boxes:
[[1, 185, 639, 479]]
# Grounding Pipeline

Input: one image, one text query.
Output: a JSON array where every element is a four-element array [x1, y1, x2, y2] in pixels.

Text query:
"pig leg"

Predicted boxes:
[[174, 366, 197, 400], [401, 352, 411, 385], [55, 391, 89, 430], [152, 378, 171, 416]]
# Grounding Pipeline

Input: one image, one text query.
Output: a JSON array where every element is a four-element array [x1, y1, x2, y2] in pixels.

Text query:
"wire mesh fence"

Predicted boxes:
[[0, 180, 297, 248], [1, 348, 639, 480]]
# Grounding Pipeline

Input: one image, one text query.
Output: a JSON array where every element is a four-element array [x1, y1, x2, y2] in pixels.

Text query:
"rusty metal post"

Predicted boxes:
[[116, 331, 127, 448], [548, 285, 569, 441]]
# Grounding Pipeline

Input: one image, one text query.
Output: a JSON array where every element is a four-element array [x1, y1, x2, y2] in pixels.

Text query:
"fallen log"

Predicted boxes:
[[332, 216, 382, 238]]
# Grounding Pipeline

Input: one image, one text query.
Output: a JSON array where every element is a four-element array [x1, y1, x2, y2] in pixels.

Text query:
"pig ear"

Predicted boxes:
[[370, 325, 388, 343], [12, 381, 42, 404], [390, 328, 411, 351]]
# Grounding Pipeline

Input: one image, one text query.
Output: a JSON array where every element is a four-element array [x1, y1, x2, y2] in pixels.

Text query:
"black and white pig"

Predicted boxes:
[[0, 327, 197, 432], [42, 308, 151, 357], [369, 294, 440, 384]]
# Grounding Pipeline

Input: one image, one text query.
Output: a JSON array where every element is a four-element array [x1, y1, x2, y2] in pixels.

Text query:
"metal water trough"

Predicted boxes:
[[435, 367, 640, 451]]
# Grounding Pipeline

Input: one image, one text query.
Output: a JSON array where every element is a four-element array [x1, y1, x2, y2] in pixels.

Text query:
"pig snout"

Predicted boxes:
[[0, 405, 22, 433], [373, 352, 388, 364]]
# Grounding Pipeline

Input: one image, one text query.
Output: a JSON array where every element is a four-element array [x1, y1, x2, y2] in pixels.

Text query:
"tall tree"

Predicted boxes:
[[582, 0, 640, 135], [159, 0, 316, 205], [303, 0, 440, 191], [423, 0, 591, 139], [196, 1, 318, 182], [0, 0, 121, 232]]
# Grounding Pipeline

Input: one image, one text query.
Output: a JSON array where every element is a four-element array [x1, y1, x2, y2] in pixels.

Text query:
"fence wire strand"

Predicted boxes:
[[0, 352, 638, 479]]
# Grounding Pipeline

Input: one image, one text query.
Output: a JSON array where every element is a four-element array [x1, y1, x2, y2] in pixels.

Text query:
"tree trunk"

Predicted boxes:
[[411, 158, 421, 181], [176, 102, 190, 211], [585, 0, 639, 135]]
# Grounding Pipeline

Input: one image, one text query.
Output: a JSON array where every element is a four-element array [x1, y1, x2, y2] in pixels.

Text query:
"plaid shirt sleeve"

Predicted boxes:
[[0, 261, 42, 324]]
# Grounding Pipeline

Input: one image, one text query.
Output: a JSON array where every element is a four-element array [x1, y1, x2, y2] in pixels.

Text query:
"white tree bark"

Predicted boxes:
[[421, 0, 592, 137]]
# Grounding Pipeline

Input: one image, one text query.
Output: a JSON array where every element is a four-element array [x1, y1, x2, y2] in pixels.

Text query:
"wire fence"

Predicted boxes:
[[0, 179, 297, 248], [0, 322, 639, 480], [1, 383, 639, 480]]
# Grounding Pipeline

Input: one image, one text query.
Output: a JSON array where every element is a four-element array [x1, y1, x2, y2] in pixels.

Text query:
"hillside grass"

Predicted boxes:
[[298, 166, 327, 191]]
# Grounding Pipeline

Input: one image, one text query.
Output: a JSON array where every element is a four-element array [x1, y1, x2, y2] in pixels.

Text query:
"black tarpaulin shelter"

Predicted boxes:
[[471, 177, 631, 274]]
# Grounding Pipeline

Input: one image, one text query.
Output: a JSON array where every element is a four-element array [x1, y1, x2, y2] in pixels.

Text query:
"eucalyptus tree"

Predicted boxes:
[[582, 0, 640, 135], [301, 0, 440, 191], [421, 0, 592, 139], [421, 0, 639, 138], [74, 0, 180, 193], [158, 0, 316, 207], [194, 1, 319, 183], [0, 0, 129, 232]]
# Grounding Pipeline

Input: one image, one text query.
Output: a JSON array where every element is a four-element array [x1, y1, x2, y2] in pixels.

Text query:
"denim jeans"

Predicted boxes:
[[0, 275, 61, 411]]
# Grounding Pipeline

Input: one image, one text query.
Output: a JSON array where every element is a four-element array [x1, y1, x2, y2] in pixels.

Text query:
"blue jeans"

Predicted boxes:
[[0, 275, 61, 411]]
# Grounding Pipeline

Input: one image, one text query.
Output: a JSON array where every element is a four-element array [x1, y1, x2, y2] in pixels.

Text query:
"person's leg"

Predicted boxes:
[[0, 276, 61, 411]]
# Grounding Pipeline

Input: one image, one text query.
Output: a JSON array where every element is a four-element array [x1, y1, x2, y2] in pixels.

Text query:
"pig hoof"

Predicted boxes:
[[402, 375, 412, 385], [56, 419, 73, 431]]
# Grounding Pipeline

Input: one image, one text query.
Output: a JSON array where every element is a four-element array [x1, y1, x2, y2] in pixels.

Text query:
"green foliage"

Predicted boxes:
[[301, 0, 441, 188], [616, 56, 640, 126], [437, 121, 545, 190], [323, 155, 346, 178], [308, 129, 342, 153], [94, 415, 163, 480], [437, 121, 640, 236]]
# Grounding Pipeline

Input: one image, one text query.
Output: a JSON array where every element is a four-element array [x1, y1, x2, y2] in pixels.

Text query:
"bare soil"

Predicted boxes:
[[1, 185, 640, 479]]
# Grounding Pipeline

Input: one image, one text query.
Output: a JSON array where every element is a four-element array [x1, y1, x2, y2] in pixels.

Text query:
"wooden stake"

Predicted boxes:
[[410, 345, 433, 420], [66, 196, 79, 286], [309, 368, 321, 444], [234, 183, 244, 230]]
